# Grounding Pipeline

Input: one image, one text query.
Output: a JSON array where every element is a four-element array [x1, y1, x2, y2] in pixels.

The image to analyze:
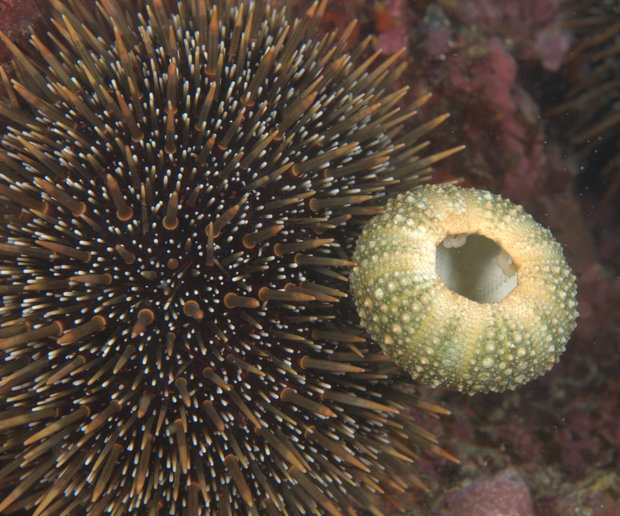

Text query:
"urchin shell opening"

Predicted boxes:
[[436, 233, 518, 303]]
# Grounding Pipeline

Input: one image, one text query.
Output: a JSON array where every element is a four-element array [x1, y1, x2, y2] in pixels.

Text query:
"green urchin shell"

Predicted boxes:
[[350, 184, 578, 394]]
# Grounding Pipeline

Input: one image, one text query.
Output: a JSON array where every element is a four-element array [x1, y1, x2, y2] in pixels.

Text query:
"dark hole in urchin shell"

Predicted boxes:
[[436, 233, 518, 303], [0, 0, 457, 513]]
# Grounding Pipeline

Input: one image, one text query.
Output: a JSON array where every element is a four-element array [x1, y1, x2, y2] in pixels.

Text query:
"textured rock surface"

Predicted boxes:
[[432, 468, 535, 516]]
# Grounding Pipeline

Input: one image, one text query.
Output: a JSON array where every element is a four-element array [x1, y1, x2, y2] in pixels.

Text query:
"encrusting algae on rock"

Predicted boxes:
[[351, 184, 578, 394]]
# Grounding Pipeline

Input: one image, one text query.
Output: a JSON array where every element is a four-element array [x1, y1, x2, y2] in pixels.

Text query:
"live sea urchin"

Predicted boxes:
[[549, 0, 620, 198], [0, 0, 461, 513]]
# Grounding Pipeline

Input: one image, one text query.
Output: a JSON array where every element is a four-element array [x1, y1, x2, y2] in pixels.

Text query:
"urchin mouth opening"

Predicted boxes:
[[436, 233, 518, 303]]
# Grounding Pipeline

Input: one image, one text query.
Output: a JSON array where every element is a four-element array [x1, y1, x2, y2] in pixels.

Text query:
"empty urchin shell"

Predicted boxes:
[[350, 184, 578, 394]]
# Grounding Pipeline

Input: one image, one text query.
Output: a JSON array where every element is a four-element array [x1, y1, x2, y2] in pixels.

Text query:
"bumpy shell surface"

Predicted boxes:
[[350, 184, 578, 394]]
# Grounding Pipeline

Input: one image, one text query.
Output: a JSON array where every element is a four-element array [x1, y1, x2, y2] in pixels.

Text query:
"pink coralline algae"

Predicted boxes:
[[439, 0, 571, 72], [374, 0, 411, 55], [432, 468, 535, 516], [406, 0, 572, 203], [0, 0, 46, 64]]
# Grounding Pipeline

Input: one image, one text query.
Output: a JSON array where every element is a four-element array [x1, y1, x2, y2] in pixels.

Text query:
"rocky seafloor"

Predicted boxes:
[[1, 0, 618, 514]]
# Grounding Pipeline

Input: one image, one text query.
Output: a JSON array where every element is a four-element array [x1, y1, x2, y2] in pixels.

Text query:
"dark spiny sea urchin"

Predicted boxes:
[[0, 0, 461, 513], [551, 0, 620, 198]]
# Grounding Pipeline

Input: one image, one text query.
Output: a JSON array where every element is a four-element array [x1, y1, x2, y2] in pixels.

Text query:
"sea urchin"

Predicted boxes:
[[549, 0, 620, 198], [0, 0, 460, 513], [351, 184, 578, 394]]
